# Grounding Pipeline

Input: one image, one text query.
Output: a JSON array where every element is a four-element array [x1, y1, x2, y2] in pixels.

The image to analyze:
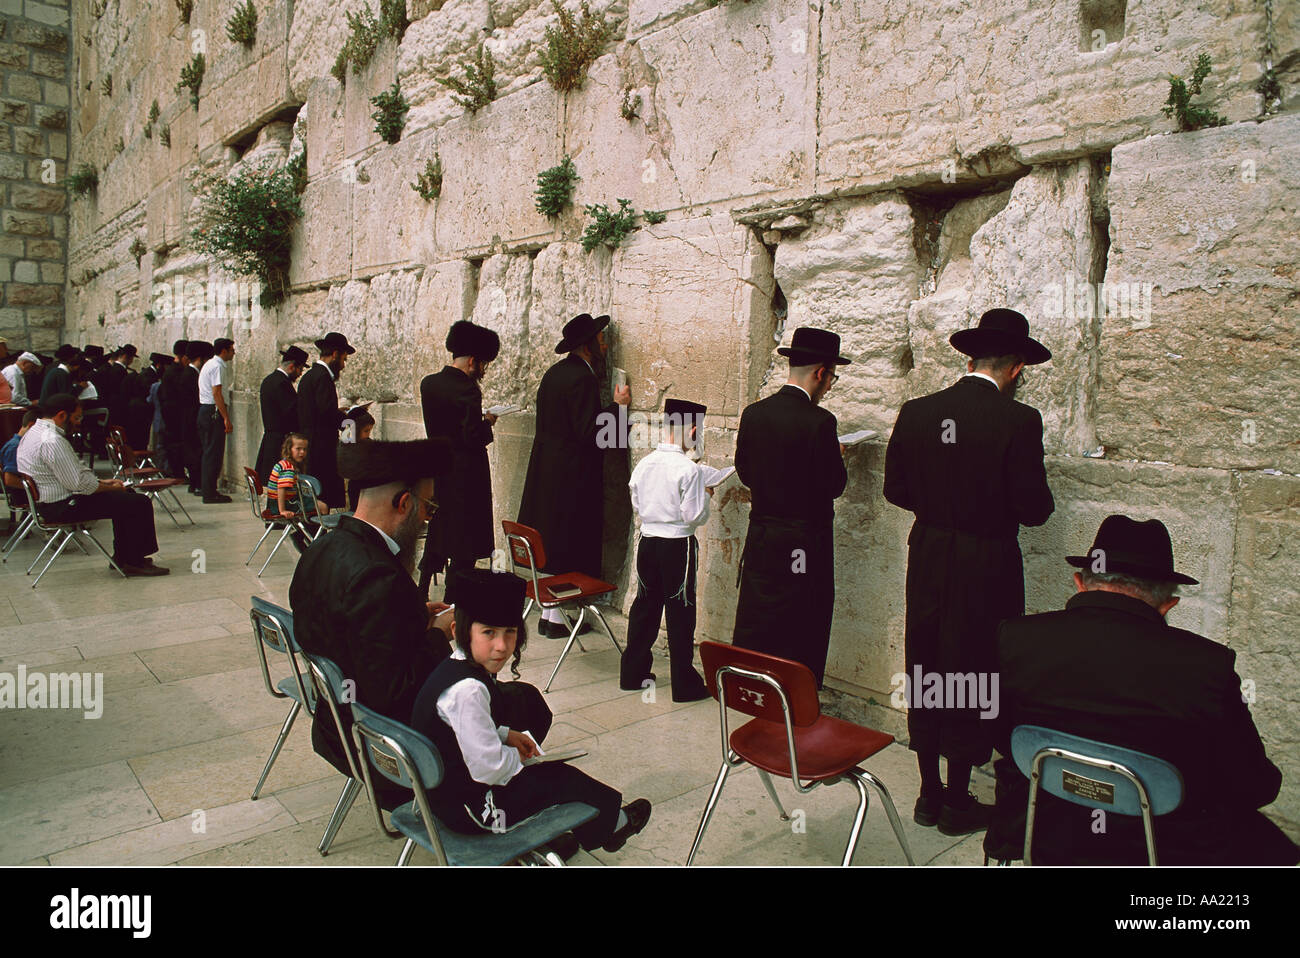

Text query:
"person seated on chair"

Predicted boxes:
[[984, 515, 1299, 866], [268, 432, 317, 554], [2, 407, 40, 531], [2, 352, 42, 406], [412, 567, 652, 854], [15, 394, 169, 577]]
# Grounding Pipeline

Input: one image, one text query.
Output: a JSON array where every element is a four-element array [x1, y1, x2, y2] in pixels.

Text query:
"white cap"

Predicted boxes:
[[17, 351, 41, 365]]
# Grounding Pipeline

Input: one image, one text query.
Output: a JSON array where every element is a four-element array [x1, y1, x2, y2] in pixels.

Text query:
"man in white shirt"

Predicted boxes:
[[620, 398, 713, 701], [196, 338, 235, 503], [2, 353, 41, 405], [16, 393, 168, 576]]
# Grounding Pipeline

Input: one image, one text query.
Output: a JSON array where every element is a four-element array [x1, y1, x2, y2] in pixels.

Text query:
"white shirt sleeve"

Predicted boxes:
[[680, 463, 710, 528], [435, 679, 522, 786]]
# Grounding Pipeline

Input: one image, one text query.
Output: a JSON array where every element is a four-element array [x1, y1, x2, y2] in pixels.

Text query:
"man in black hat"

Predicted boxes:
[[256, 345, 308, 484], [160, 341, 206, 492], [417, 320, 502, 600], [290, 438, 453, 799], [298, 332, 355, 508], [39, 345, 79, 404], [732, 327, 849, 686], [620, 398, 712, 701], [984, 515, 1298, 865], [883, 307, 1055, 835], [517, 313, 630, 637]]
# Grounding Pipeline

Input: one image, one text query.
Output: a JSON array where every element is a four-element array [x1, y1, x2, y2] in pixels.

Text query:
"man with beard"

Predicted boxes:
[[883, 307, 1055, 836], [517, 313, 630, 637], [417, 320, 501, 600], [298, 332, 354, 509], [256, 345, 308, 483], [289, 438, 452, 801]]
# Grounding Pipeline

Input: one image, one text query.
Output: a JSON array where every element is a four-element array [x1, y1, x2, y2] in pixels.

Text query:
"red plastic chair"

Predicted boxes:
[[501, 519, 622, 692], [686, 641, 914, 866], [244, 467, 317, 576], [109, 435, 192, 528]]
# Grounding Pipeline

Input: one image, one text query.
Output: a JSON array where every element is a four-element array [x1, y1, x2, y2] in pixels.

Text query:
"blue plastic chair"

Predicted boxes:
[[1011, 725, 1184, 866], [295, 474, 348, 537], [248, 597, 314, 800], [349, 701, 599, 866], [300, 650, 368, 856]]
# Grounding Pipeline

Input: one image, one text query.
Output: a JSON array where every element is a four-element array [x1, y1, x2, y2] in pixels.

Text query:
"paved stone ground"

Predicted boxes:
[[0, 481, 994, 867]]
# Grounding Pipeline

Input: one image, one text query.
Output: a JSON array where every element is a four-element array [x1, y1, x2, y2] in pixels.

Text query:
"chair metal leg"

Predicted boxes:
[[70, 532, 89, 554], [395, 838, 415, 866], [2, 513, 33, 559], [81, 529, 126, 578], [246, 524, 275, 565], [686, 760, 733, 866], [167, 488, 194, 525], [318, 777, 362, 856], [251, 700, 301, 799], [855, 768, 914, 865], [26, 528, 62, 574], [559, 607, 587, 653], [841, 773, 872, 867], [543, 608, 586, 692], [587, 603, 623, 653], [257, 525, 294, 576], [757, 770, 790, 821], [522, 597, 534, 621], [152, 491, 183, 529], [31, 530, 75, 588]]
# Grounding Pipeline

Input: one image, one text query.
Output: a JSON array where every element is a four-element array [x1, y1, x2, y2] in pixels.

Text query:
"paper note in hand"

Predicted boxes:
[[699, 464, 736, 488], [838, 429, 878, 446], [487, 403, 522, 417], [612, 367, 628, 389], [523, 745, 590, 767]]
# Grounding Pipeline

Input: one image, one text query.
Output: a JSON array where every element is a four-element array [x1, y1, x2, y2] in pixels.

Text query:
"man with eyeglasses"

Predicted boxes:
[[290, 438, 454, 799], [417, 320, 502, 601], [732, 326, 849, 687]]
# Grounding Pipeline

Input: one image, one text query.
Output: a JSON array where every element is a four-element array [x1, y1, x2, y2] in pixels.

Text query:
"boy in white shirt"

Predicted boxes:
[[620, 398, 713, 701]]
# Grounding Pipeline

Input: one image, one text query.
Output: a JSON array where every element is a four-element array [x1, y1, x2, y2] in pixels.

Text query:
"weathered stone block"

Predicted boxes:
[[29, 49, 65, 79], [12, 260, 37, 283], [1, 99, 30, 124], [11, 183, 65, 213], [34, 104, 65, 128], [6, 74, 40, 100], [5, 282, 61, 305], [3, 211, 48, 235], [12, 126, 44, 154], [287, 172, 352, 288], [350, 124, 437, 275]]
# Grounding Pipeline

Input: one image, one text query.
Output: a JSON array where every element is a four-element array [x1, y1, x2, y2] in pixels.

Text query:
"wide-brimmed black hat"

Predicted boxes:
[[446, 320, 501, 362], [664, 398, 707, 419], [1066, 515, 1198, 585], [777, 327, 851, 366], [315, 332, 355, 355], [446, 568, 527, 625], [120, 343, 138, 357], [338, 438, 450, 491], [281, 345, 309, 365], [83, 344, 104, 360], [950, 308, 1051, 365], [54, 344, 80, 362], [555, 312, 610, 354], [149, 352, 173, 365]]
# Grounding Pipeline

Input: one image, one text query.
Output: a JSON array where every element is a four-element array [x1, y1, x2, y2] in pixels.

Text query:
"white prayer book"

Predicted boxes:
[[838, 429, 878, 446], [699, 464, 736, 488], [487, 403, 522, 417]]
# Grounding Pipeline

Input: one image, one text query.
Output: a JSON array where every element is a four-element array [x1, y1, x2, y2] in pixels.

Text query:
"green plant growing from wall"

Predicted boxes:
[[114, 135, 124, 154], [1163, 53, 1228, 131], [67, 163, 98, 196], [190, 159, 305, 306], [159, 124, 171, 147], [144, 309, 157, 323], [97, 312, 106, 327], [621, 88, 641, 121], [130, 236, 147, 263], [176, 0, 194, 24], [287, 150, 308, 195], [370, 80, 409, 143], [144, 99, 160, 138], [226, 0, 259, 47], [331, 5, 383, 83], [540, 0, 612, 93], [410, 154, 443, 201], [438, 43, 497, 114], [643, 209, 666, 225], [380, 0, 409, 41], [100, 74, 112, 97], [534, 155, 579, 218], [581, 198, 637, 252], [177, 53, 205, 109]]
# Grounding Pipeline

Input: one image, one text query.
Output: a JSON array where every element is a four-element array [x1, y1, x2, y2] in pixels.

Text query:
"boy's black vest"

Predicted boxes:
[[412, 656, 506, 832]]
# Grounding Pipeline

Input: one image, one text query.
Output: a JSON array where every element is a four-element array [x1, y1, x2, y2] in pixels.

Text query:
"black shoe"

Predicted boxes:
[[540, 832, 581, 863], [672, 684, 711, 703], [619, 673, 656, 692], [202, 493, 233, 504], [602, 799, 652, 853], [937, 794, 993, 835], [537, 619, 566, 639], [913, 789, 945, 827], [188, 487, 201, 496]]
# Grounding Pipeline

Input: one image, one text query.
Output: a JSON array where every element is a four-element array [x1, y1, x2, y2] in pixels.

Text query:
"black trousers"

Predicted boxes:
[[196, 404, 224, 497], [39, 489, 158, 563], [483, 762, 622, 851], [621, 535, 705, 696]]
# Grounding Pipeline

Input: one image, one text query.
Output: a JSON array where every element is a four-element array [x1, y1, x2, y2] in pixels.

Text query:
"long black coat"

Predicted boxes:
[[95, 362, 129, 424], [297, 362, 344, 507], [38, 364, 72, 403], [985, 590, 1297, 865], [159, 364, 198, 436], [733, 384, 847, 685], [517, 354, 618, 576], [256, 368, 298, 483], [884, 375, 1054, 765], [419, 366, 495, 571], [290, 516, 449, 804]]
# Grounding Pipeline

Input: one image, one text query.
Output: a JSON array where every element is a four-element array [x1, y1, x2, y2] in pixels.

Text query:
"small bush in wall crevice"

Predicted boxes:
[[226, 0, 258, 47], [177, 53, 205, 110], [540, 0, 613, 93], [438, 43, 497, 115], [1163, 53, 1228, 132], [535, 156, 579, 218], [411, 154, 443, 201], [370, 80, 409, 144], [581, 198, 637, 252]]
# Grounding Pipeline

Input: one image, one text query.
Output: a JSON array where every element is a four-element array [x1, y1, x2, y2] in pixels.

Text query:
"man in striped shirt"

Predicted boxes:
[[16, 393, 168, 576]]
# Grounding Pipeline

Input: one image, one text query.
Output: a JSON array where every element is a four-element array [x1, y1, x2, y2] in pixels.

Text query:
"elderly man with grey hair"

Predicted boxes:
[[3, 352, 42, 405]]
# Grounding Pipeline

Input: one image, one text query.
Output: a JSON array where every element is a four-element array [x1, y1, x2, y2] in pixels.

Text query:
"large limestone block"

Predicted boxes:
[[287, 172, 353, 288], [773, 195, 919, 435], [395, 0, 496, 130], [1099, 116, 1300, 472], [342, 43, 398, 160], [525, 240, 612, 390], [818, 0, 1266, 193], [299, 79, 345, 180], [470, 251, 535, 409], [201, 45, 294, 148], [626, 0, 712, 38], [410, 259, 477, 393], [350, 122, 439, 275]]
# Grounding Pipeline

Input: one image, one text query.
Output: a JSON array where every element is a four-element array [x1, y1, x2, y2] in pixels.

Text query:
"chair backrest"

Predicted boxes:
[[301, 650, 364, 782], [17, 473, 54, 532], [699, 640, 822, 727], [2, 470, 26, 510], [243, 467, 265, 520], [502, 519, 547, 572], [293, 473, 320, 517], [248, 596, 313, 712], [1011, 725, 1184, 817]]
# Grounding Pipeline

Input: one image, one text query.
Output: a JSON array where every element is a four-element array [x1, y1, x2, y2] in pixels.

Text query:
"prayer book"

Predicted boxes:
[[838, 429, 878, 446], [523, 745, 589, 767], [487, 403, 522, 417], [545, 582, 583, 600]]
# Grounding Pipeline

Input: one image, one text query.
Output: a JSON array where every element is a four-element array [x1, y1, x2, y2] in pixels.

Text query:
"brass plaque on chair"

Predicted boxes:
[[370, 748, 401, 779], [1061, 769, 1115, 804]]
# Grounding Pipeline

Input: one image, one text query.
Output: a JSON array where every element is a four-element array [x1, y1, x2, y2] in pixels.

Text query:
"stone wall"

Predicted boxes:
[[0, 0, 69, 352], [63, 0, 1299, 834]]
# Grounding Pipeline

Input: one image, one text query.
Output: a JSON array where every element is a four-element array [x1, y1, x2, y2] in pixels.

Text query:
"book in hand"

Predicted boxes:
[[522, 744, 589, 767], [838, 429, 878, 446], [699, 464, 736, 488], [487, 403, 522, 417], [545, 581, 583, 600]]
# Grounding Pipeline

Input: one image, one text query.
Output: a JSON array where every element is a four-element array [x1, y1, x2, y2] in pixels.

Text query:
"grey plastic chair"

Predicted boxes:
[[248, 597, 315, 800], [300, 650, 367, 856]]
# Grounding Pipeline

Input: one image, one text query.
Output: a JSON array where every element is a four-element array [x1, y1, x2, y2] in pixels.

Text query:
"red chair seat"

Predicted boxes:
[[730, 715, 894, 783], [122, 467, 160, 479], [135, 478, 186, 490], [526, 572, 615, 605], [261, 508, 317, 522]]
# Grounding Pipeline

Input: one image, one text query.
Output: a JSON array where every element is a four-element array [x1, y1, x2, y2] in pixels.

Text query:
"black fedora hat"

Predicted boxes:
[[315, 331, 355, 355], [281, 345, 309, 365], [446, 320, 501, 362], [664, 397, 706, 419], [555, 312, 610, 354], [777, 327, 851, 366], [338, 438, 451, 491], [950, 308, 1051, 365], [1066, 515, 1198, 585], [149, 352, 173, 365], [446, 567, 527, 625], [54, 344, 80, 362]]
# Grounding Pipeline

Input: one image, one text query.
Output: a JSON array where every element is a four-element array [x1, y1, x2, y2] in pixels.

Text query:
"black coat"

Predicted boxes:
[[38, 364, 73, 403], [290, 516, 449, 802], [121, 370, 152, 449], [297, 362, 344, 507], [985, 590, 1298, 865], [159, 364, 198, 437], [256, 369, 299, 482], [419, 365, 495, 569], [732, 385, 847, 685], [517, 354, 618, 576], [95, 362, 129, 424], [883, 375, 1053, 765]]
